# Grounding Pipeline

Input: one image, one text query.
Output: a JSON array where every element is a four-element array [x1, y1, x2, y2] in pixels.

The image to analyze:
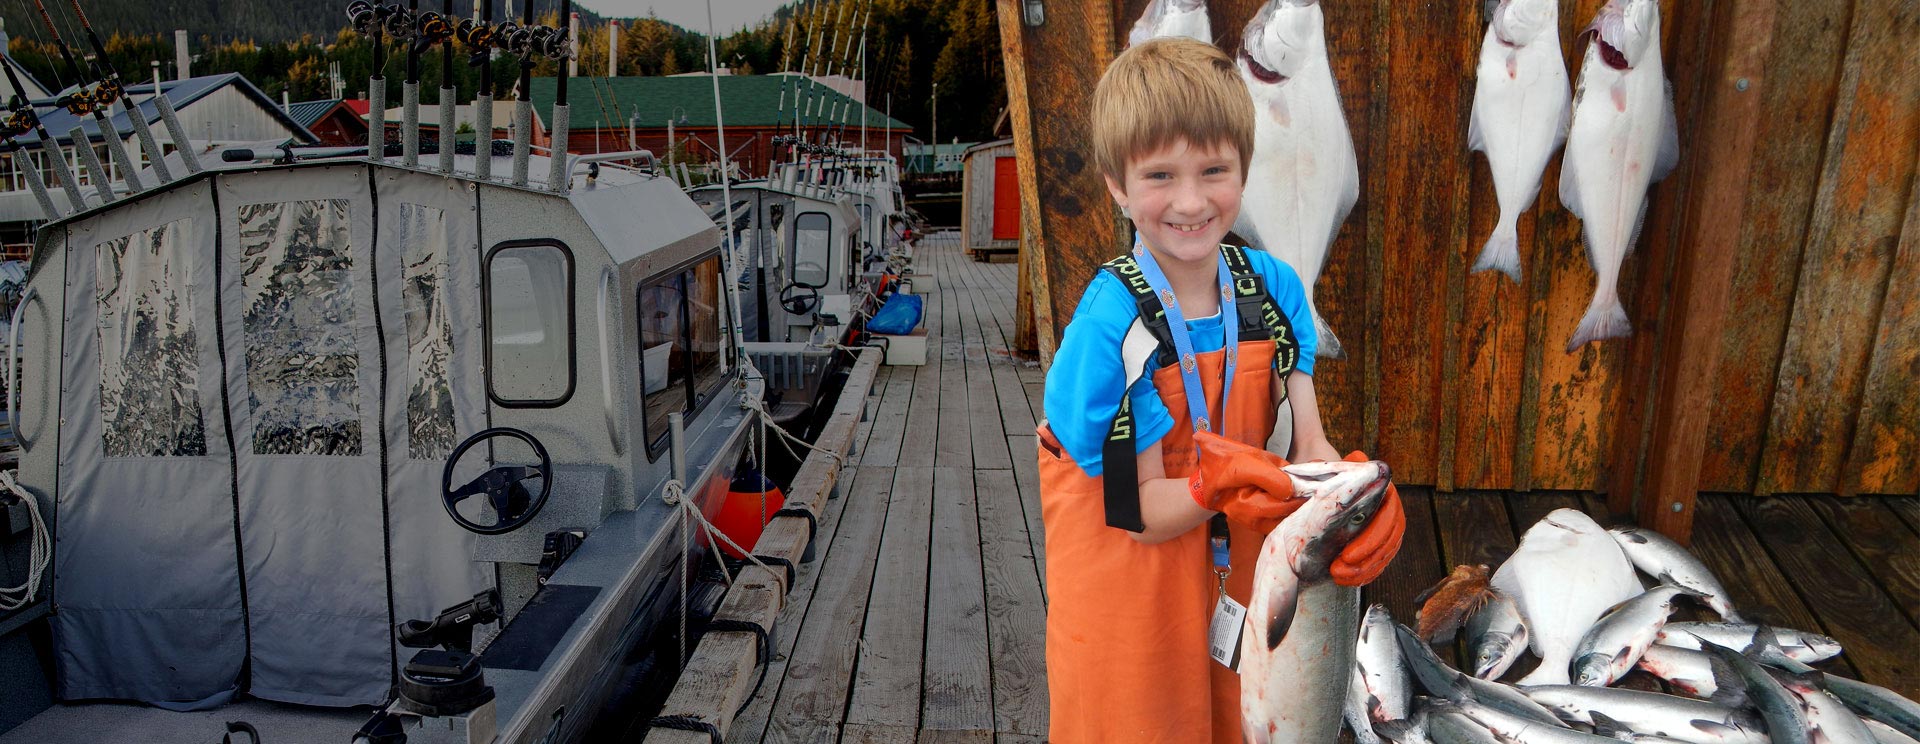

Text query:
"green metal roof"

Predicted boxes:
[[529, 74, 911, 132], [286, 99, 345, 128]]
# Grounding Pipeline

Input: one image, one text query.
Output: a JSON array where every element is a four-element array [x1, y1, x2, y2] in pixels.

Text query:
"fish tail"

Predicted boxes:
[[1314, 311, 1344, 359], [1566, 290, 1631, 353], [1473, 220, 1523, 282]]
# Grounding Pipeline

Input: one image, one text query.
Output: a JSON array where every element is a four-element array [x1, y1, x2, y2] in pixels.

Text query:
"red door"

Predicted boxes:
[[992, 156, 1021, 241]]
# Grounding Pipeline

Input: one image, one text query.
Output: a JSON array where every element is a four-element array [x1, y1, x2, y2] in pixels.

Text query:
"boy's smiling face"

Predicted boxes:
[[1105, 137, 1244, 269]]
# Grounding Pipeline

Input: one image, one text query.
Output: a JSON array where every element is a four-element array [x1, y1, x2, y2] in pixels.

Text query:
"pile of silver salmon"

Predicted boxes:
[[1346, 508, 1920, 743]]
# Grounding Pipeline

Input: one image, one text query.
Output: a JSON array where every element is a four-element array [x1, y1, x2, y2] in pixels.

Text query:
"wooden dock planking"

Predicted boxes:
[[845, 465, 936, 731], [1006, 434, 1047, 600], [859, 371, 915, 469], [729, 424, 888, 744], [763, 467, 896, 736], [949, 264, 1014, 471], [935, 279, 976, 470], [1802, 496, 1920, 632], [921, 467, 994, 733], [1362, 486, 1446, 629], [973, 468, 1048, 737], [1736, 496, 1920, 693]]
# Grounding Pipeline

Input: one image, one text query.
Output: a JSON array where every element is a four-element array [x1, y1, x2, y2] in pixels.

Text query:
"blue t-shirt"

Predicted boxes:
[[1043, 247, 1318, 477]]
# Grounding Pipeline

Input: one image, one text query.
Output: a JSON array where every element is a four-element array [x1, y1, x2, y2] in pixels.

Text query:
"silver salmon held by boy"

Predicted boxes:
[[1233, 0, 1360, 358], [1468, 0, 1571, 282], [1128, 0, 1212, 46], [1558, 0, 1679, 352], [1239, 458, 1390, 744]]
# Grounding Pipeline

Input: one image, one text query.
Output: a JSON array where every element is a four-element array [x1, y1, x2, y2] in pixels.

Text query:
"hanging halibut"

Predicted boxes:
[[1128, 0, 1212, 46], [1559, 0, 1679, 352], [1233, 0, 1360, 358], [1468, 0, 1571, 282]]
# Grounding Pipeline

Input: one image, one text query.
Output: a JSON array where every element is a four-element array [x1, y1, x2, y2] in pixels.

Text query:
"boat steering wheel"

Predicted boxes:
[[780, 283, 820, 316], [440, 427, 553, 535]]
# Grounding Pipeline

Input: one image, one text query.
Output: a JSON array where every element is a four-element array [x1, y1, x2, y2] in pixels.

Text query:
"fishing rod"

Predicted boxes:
[[791, 0, 826, 175], [31, 0, 137, 201], [427, 0, 455, 171], [347, 0, 396, 163], [64, 0, 174, 184], [824, 3, 868, 161], [801, 0, 849, 161], [455, 0, 497, 177], [1, 62, 81, 217], [399, 0, 422, 166], [771, 8, 798, 177], [546, 0, 573, 192]]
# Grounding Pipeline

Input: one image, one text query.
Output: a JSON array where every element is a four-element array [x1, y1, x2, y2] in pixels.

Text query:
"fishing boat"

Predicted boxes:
[[0, 1, 884, 742]]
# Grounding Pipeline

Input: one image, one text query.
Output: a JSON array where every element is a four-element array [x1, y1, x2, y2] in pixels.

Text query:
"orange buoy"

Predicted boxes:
[[711, 469, 784, 559]]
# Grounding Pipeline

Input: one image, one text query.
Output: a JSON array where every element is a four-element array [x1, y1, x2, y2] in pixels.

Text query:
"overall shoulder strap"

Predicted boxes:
[[1220, 245, 1301, 399]]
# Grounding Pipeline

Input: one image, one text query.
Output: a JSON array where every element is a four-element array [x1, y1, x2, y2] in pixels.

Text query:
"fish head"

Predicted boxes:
[[1237, 0, 1322, 85], [1800, 632, 1843, 661], [1491, 0, 1558, 47], [1583, 0, 1661, 71], [1471, 632, 1516, 679], [1129, 0, 1213, 47], [1282, 459, 1390, 574], [1572, 652, 1613, 687]]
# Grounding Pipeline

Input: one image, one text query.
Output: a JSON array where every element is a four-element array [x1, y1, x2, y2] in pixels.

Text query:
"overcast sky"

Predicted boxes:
[[573, 0, 790, 33]]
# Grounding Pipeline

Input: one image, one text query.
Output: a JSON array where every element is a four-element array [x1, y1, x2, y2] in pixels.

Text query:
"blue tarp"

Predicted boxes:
[[868, 292, 923, 335]]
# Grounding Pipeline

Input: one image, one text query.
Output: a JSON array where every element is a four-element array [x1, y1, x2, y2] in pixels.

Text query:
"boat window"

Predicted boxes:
[[791, 212, 831, 288], [639, 252, 728, 458], [485, 240, 575, 407], [95, 218, 210, 458]]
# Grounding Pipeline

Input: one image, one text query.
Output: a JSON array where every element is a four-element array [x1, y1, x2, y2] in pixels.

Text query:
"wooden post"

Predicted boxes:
[[1615, 0, 1775, 542], [995, 0, 1125, 363]]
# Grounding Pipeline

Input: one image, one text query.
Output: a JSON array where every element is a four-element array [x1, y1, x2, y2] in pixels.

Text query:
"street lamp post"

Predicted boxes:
[[930, 82, 938, 175]]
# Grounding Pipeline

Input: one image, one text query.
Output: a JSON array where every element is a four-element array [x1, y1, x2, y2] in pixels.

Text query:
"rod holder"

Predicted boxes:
[[70, 126, 114, 205], [402, 81, 420, 166], [154, 91, 200, 174], [12, 147, 60, 219], [546, 103, 569, 193], [474, 94, 493, 180], [438, 87, 455, 172], [44, 140, 84, 205], [100, 119, 142, 193], [124, 103, 171, 184], [369, 77, 387, 163], [510, 98, 531, 186]]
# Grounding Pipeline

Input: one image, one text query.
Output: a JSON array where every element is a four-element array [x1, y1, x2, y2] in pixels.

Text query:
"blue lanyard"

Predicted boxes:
[[1132, 237, 1238, 436]]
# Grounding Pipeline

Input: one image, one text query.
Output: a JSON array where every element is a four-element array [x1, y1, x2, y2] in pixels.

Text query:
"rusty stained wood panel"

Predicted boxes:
[[1375, 0, 1472, 486], [1843, 166, 1920, 495], [1604, 0, 1743, 535], [1697, 0, 1856, 494], [1759, 0, 1920, 496]]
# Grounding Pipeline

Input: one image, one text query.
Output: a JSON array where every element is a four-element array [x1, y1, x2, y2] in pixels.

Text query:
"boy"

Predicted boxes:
[[1036, 38, 1404, 742]]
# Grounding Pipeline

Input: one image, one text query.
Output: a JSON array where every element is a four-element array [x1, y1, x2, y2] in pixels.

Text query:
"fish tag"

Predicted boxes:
[[1208, 595, 1247, 670]]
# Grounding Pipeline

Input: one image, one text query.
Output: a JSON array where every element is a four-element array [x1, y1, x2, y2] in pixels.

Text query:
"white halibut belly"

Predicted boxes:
[[1474, 31, 1570, 218], [1564, 59, 1668, 279], [1241, 58, 1358, 287]]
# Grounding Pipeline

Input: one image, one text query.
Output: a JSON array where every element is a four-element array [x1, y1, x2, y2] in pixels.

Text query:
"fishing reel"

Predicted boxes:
[[345, 0, 383, 35], [384, 4, 418, 42], [1, 99, 38, 140], [87, 77, 122, 108], [54, 87, 97, 117], [524, 25, 570, 63], [496, 22, 539, 64], [456, 18, 498, 66], [412, 11, 456, 55]]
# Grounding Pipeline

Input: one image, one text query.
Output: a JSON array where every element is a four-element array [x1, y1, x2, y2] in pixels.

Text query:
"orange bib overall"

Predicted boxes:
[[1038, 339, 1280, 743]]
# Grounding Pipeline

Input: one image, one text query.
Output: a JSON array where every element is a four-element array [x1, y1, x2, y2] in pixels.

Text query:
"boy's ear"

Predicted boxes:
[[1103, 173, 1129, 211]]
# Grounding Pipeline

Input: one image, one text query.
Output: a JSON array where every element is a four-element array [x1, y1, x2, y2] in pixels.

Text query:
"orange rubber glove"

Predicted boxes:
[[1331, 450, 1405, 587], [1189, 431, 1303, 534]]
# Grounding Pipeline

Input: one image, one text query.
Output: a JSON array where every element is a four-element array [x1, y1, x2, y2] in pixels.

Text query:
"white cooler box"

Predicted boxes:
[[876, 329, 928, 366]]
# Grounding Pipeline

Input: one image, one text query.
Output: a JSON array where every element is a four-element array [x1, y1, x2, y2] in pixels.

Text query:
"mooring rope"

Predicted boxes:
[[0, 470, 50, 612]]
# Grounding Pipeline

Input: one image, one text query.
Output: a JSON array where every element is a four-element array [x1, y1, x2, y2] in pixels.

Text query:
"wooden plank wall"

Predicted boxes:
[[998, 0, 1920, 497]]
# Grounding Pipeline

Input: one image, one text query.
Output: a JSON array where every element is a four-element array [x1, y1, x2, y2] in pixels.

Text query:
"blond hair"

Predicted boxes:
[[1091, 37, 1255, 188]]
